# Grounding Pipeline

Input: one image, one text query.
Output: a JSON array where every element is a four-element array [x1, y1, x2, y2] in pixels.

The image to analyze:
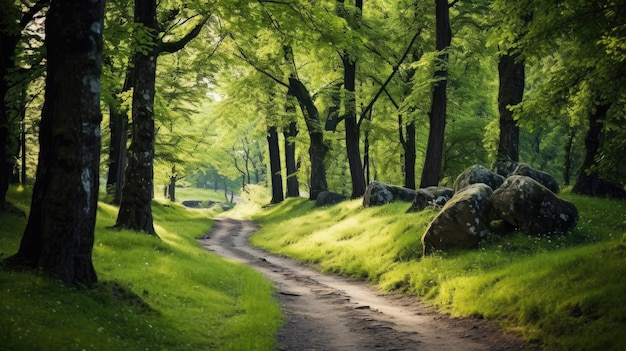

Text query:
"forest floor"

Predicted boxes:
[[199, 217, 538, 351]]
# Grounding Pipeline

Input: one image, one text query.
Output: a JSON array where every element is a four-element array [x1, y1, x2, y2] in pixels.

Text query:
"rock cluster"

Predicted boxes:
[[367, 162, 578, 256]]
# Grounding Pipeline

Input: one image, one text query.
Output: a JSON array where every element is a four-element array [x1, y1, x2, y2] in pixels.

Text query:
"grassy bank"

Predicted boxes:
[[0, 186, 281, 351], [248, 192, 626, 350]]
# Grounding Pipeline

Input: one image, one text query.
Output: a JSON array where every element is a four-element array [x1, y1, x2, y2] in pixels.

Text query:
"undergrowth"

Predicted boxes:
[[0, 185, 281, 351], [247, 193, 626, 351]]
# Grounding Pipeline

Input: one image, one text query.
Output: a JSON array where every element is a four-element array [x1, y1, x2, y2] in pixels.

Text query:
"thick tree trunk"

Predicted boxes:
[[288, 77, 328, 200], [420, 0, 451, 188], [115, 0, 158, 235], [497, 52, 524, 162], [284, 120, 300, 198], [267, 125, 284, 204], [6, 0, 104, 287], [573, 105, 626, 198], [342, 55, 366, 198]]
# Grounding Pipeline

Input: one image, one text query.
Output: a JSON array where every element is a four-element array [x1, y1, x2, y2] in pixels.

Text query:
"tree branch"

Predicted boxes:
[[359, 28, 422, 127], [232, 47, 290, 89], [159, 16, 209, 54], [20, 0, 49, 28]]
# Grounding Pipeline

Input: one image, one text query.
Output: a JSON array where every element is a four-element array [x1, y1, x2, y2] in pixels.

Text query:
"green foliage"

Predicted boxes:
[[248, 192, 626, 350], [0, 186, 281, 350]]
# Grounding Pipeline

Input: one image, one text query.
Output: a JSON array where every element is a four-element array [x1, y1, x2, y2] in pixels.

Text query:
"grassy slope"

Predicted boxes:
[[0, 186, 281, 351], [247, 193, 626, 351]]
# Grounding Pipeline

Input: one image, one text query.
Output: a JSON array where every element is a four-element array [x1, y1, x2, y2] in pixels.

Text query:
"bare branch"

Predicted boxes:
[[359, 28, 422, 126]]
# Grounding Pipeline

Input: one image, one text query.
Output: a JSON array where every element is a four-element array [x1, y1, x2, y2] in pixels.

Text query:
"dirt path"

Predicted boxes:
[[199, 217, 536, 351]]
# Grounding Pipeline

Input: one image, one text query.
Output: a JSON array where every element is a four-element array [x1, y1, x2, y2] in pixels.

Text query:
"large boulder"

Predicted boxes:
[[406, 186, 454, 213], [491, 159, 519, 177], [421, 183, 493, 255], [315, 191, 348, 207], [490, 175, 578, 235], [453, 164, 505, 192], [363, 181, 416, 207], [511, 163, 560, 193]]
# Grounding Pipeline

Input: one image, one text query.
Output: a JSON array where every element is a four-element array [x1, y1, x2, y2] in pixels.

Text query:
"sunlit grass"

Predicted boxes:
[[1, 185, 281, 351], [249, 192, 626, 350]]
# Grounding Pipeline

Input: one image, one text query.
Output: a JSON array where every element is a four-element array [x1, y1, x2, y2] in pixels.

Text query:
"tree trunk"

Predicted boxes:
[[563, 127, 576, 186], [324, 83, 343, 131], [342, 55, 366, 198], [106, 70, 132, 205], [0, 26, 20, 210], [420, 0, 451, 188], [267, 125, 284, 204], [288, 77, 328, 200], [402, 120, 417, 190], [284, 120, 300, 197], [572, 105, 625, 198], [114, 0, 158, 235], [496, 52, 524, 162], [168, 176, 176, 202], [6, 0, 104, 287]]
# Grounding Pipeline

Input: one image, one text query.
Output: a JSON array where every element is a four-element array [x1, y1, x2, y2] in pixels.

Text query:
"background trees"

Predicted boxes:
[[2, 0, 624, 222]]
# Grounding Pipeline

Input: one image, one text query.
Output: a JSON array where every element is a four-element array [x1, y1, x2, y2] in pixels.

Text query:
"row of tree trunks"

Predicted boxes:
[[7, 0, 105, 287]]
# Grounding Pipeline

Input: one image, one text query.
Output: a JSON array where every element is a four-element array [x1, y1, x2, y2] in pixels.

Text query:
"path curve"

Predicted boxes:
[[199, 217, 536, 351]]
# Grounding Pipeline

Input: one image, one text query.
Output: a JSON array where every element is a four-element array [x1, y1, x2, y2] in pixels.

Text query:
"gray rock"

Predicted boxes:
[[315, 191, 348, 207], [181, 200, 203, 208], [453, 164, 505, 192], [511, 163, 560, 193], [491, 159, 519, 177], [421, 183, 493, 255], [407, 186, 454, 213], [490, 175, 578, 235], [363, 181, 416, 207]]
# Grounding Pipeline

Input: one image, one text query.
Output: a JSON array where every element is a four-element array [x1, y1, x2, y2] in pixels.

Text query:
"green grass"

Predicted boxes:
[[0, 186, 281, 351], [247, 193, 626, 351], [172, 186, 233, 204]]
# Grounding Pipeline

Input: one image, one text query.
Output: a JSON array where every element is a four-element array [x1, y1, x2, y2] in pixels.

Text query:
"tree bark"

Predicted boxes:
[[342, 54, 366, 198], [563, 127, 576, 186], [6, 0, 104, 287], [288, 77, 328, 200], [420, 0, 451, 188], [284, 120, 300, 198], [114, 0, 158, 235], [267, 125, 284, 204], [572, 105, 626, 198], [106, 69, 132, 205], [0, 21, 20, 210], [400, 116, 417, 190], [114, 3, 206, 233], [496, 52, 524, 162]]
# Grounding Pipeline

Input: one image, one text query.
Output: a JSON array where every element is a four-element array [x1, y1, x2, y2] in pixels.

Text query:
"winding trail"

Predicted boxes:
[[199, 217, 535, 351]]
